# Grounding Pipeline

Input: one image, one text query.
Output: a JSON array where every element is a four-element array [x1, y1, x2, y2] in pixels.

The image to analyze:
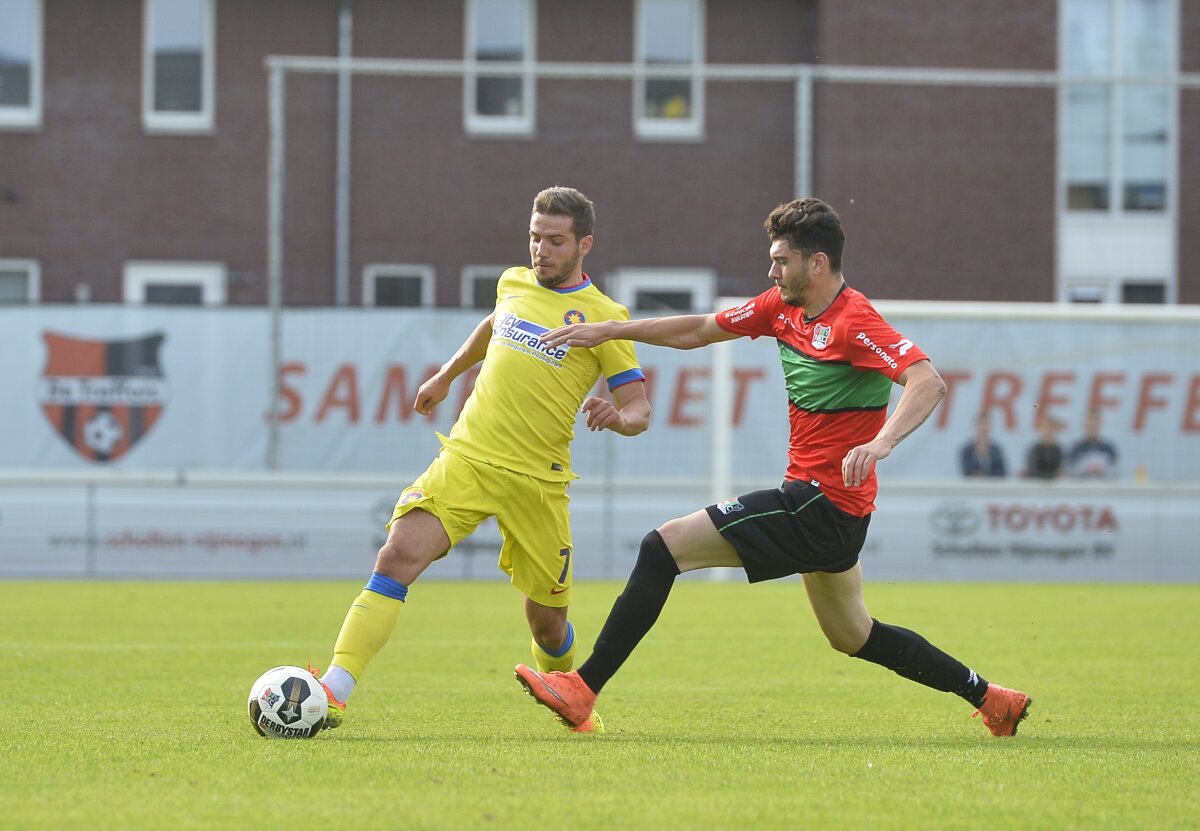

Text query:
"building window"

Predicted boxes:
[[1119, 280, 1167, 303], [1058, 0, 1177, 305], [465, 0, 535, 136], [607, 268, 715, 313], [0, 259, 39, 302], [1066, 281, 1108, 303], [123, 262, 226, 305], [634, 0, 704, 140], [1065, 277, 1170, 304], [0, 0, 41, 129], [1061, 0, 1173, 214], [363, 264, 434, 307], [143, 0, 215, 133], [461, 266, 506, 309]]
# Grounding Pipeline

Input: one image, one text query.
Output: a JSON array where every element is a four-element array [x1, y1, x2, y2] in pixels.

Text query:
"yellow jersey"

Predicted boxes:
[[442, 267, 644, 482]]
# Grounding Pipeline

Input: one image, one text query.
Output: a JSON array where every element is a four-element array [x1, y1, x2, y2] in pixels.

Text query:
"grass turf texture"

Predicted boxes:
[[2, 580, 1196, 831]]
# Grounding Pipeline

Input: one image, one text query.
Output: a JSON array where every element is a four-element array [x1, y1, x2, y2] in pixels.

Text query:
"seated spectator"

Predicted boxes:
[[960, 414, 1007, 477], [1068, 409, 1119, 478], [1023, 414, 1064, 479]]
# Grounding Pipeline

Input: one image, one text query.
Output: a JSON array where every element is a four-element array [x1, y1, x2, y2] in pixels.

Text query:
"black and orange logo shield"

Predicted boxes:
[[38, 331, 169, 462]]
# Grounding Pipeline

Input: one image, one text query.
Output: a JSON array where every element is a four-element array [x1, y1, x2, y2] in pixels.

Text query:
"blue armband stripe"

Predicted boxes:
[[608, 368, 646, 391]]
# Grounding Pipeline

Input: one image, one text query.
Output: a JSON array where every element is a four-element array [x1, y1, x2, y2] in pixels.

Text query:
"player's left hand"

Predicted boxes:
[[542, 321, 611, 349], [841, 439, 892, 487], [580, 395, 623, 432]]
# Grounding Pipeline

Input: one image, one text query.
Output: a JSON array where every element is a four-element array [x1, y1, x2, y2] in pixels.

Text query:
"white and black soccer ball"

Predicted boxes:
[[247, 666, 329, 739]]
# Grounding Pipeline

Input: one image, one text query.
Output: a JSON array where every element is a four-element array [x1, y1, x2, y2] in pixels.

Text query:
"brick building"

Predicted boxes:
[[1, 0, 1196, 309]]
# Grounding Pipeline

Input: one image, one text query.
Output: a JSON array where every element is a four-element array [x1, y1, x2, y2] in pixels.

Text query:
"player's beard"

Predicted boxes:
[[777, 260, 814, 307], [534, 245, 583, 288]]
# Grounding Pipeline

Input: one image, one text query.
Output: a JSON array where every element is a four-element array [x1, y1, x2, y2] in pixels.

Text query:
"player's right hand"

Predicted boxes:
[[414, 374, 450, 415]]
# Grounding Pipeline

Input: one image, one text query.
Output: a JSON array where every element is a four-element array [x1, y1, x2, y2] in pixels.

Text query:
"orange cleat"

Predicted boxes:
[[514, 665, 597, 729], [571, 711, 605, 735], [308, 663, 346, 730], [973, 683, 1031, 736]]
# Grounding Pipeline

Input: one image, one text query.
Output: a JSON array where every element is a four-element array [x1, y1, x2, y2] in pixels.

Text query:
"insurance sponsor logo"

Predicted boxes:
[[494, 312, 569, 364]]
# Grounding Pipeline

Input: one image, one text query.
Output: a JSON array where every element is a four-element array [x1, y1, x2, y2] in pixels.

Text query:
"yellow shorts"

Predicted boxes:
[[389, 448, 574, 607]]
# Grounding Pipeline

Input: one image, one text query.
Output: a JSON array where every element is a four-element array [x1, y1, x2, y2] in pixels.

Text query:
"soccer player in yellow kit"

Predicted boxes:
[[313, 187, 650, 734]]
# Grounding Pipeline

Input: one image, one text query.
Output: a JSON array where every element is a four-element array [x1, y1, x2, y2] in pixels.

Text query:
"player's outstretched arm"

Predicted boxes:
[[580, 381, 651, 436], [841, 360, 947, 487], [414, 313, 494, 415], [542, 313, 737, 351]]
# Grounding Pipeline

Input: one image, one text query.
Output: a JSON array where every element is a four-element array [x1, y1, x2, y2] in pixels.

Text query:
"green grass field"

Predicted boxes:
[[2, 579, 1196, 830]]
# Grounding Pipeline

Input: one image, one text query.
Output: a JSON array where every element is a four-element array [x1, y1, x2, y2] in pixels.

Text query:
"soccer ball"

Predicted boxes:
[[246, 665, 329, 739]]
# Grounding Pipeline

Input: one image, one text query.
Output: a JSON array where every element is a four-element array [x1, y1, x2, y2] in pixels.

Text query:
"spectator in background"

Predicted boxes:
[[960, 413, 1007, 477], [1068, 409, 1119, 478], [1023, 413, 1064, 479]]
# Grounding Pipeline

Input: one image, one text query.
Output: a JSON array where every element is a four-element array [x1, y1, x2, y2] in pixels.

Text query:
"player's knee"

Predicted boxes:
[[826, 622, 871, 655], [374, 538, 427, 584], [641, 528, 682, 572]]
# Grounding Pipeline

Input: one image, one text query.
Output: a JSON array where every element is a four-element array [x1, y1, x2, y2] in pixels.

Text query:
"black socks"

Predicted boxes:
[[852, 618, 990, 708], [577, 529, 680, 694]]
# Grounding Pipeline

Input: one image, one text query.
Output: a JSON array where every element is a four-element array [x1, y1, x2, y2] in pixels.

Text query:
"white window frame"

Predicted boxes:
[[1056, 0, 1178, 304], [0, 0, 43, 130], [606, 267, 715, 313], [142, 0, 216, 134], [633, 0, 705, 141], [123, 261, 226, 305], [362, 263, 435, 307], [464, 0, 536, 138], [460, 265, 507, 308], [0, 258, 40, 301]]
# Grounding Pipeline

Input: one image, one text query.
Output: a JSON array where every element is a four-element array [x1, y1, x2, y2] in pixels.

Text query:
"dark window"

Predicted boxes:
[[1120, 282, 1166, 304], [375, 275, 424, 307], [145, 283, 203, 304]]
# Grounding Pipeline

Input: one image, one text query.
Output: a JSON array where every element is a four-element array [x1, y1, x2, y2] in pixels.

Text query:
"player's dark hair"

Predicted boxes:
[[765, 197, 844, 272], [533, 186, 596, 240]]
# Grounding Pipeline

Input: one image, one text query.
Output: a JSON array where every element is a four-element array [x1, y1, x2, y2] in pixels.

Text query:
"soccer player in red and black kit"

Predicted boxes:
[[514, 197, 1031, 737]]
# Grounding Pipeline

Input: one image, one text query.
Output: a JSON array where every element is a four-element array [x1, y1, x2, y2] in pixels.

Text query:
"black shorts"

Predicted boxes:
[[704, 480, 870, 582]]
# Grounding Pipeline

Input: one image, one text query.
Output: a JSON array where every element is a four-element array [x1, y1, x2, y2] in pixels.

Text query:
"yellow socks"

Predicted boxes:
[[532, 621, 576, 673], [328, 573, 408, 683]]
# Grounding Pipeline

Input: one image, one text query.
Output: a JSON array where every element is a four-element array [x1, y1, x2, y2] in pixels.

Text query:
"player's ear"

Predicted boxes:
[[578, 234, 593, 257]]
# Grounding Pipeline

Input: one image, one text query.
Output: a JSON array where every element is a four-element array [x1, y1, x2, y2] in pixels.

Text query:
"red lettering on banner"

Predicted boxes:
[[937, 371, 972, 428], [315, 364, 360, 423], [981, 373, 1022, 429], [1134, 374, 1172, 432], [1183, 375, 1200, 433], [1087, 373, 1125, 416], [641, 367, 657, 406], [374, 364, 439, 423], [671, 368, 709, 426], [275, 362, 306, 423], [1035, 372, 1075, 422], [732, 368, 765, 426], [985, 504, 1118, 533]]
